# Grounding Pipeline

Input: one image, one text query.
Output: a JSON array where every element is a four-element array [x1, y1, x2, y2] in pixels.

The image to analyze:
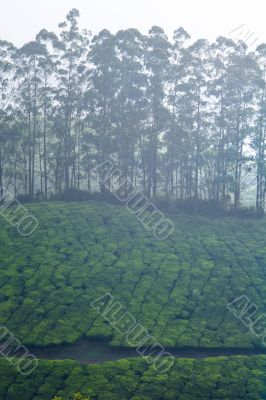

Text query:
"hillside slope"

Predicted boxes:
[[1, 356, 266, 400], [0, 201, 266, 348]]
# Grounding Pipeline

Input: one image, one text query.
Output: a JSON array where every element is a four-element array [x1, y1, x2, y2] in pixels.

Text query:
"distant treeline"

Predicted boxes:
[[1, 9, 266, 215]]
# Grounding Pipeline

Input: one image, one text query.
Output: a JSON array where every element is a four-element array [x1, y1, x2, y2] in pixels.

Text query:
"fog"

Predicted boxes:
[[1, 0, 266, 46]]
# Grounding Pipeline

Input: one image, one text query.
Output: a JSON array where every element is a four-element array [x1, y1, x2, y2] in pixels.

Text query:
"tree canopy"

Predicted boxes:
[[1, 10, 266, 215]]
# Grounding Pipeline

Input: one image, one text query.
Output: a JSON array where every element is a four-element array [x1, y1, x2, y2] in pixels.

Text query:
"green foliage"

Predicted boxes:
[[1, 201, 266, 349], [53, 393, 91, 400], [0, 356, 265, 400]]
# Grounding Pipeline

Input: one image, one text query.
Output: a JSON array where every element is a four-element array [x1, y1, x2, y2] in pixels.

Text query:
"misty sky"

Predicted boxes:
[[1, 0, 266, 48]]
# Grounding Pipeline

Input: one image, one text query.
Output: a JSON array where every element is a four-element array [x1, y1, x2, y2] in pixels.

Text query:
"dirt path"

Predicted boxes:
[[23, 337, 266, 364]]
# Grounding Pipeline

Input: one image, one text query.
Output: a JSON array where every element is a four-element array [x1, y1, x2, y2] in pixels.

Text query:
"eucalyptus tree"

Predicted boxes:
[[15, 40, 47, 197], [224, 44, 261, 207], [112, 29, 148, 184], [0, 118, 22, 196], [253, 44, 266, 216], [35, 29, 60, 198], [165, 27, 190, 198], [176, 39, 211, 200], [86, 29, 119, 192], [206, 37, 241, 202], [0, 40, 16, 197], [56, 9, 90, 190], [1, 8, 266, 212], [143, 26, 171, 198]]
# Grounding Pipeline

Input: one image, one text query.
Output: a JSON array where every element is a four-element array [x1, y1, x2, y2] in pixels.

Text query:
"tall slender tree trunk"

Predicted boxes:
[[0, 156, 3, 200], [31, 61, 38, 198], [43, 66, 48, 199], [28, 77, 32, 197]]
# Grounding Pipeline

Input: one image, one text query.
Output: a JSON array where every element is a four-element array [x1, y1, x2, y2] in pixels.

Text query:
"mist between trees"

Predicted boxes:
[[1, 9, 266, 216]]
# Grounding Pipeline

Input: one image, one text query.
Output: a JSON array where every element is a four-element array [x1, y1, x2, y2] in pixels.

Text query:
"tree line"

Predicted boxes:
[[1, 9, 266, 215]]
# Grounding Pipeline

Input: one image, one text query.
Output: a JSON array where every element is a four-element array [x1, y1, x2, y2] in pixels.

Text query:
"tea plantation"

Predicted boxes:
[[1, 356, 266, 400], [1, 201, 266, 349]]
